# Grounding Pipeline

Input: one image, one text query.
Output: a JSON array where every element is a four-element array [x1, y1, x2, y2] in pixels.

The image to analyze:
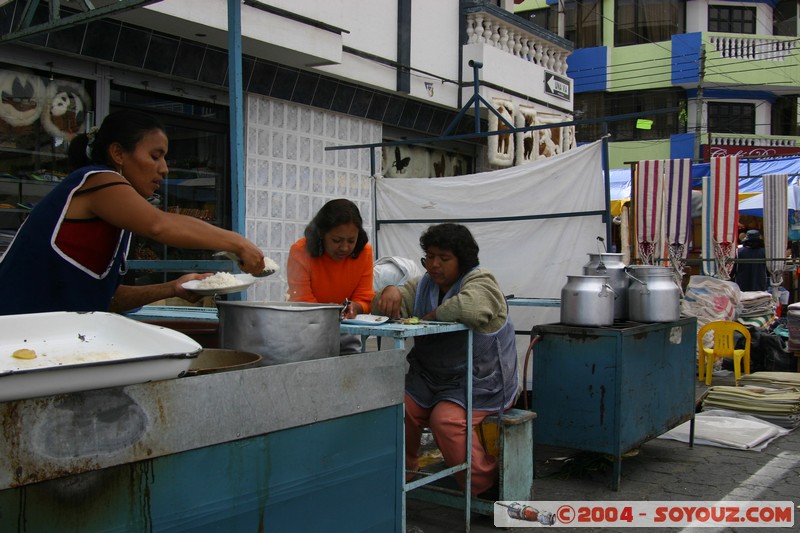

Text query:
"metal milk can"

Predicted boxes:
[[625, 266, 681, 322], [583, 253, 627, 320], [560, 275, 616, 327]]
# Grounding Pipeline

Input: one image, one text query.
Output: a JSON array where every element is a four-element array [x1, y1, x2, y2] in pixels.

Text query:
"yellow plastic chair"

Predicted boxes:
[[697, 321, 751, 385]]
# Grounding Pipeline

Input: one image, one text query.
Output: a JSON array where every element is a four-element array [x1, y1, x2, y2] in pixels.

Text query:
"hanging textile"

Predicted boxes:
[[763, 173, 788, 300], [703, 156, 739, 279], [662, 158, 693, 287], [635, 160, 663, 265]]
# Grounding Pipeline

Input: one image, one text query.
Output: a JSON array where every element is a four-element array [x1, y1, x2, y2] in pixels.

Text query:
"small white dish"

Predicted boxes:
[[181, 273, 257, 295], [342, 314, 390, 326]]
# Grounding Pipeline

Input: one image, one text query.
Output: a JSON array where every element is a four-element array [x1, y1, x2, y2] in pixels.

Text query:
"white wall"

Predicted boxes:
[[244, 93, 381, 302]]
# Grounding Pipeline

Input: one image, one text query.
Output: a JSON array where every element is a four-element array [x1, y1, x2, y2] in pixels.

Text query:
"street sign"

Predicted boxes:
[[544, 72, 571, 101]]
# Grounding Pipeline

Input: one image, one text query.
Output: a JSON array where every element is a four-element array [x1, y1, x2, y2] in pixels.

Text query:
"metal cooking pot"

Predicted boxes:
[[185, 349, 262, 376], [583, 253, 627, 320], [625, 266, 681, 322], [560, 275, 616, 327], [217, 301, 342, 366]]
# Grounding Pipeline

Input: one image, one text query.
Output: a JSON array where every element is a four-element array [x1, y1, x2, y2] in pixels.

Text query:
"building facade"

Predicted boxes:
[[0, 0, 573, 299], [516, 0, 800, 168]]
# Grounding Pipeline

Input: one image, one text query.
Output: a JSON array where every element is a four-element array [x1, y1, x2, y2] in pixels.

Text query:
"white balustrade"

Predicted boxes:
[[465, 11, 570, 74], [708, 34, 798, 61]]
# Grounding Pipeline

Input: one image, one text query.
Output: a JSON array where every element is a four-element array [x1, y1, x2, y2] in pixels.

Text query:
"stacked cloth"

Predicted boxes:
[[702, 372, 800, 429], [681, 275, 741, 332], [738, 290, 777, 329], [788, 303, 800, 351]]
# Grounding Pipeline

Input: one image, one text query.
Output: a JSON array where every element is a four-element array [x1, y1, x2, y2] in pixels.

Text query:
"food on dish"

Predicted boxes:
[[194, 272, 241, 290], [12, 348, 36, 360], [264, 257, 280, 272], [400, 317, 421, 325]]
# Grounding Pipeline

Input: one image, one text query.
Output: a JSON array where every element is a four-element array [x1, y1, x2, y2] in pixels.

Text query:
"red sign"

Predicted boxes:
[[704, 144, 800, 159]]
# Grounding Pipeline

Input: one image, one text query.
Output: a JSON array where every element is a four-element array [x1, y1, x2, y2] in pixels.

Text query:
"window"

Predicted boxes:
[[774, 0, 797, 37], [771, 96, 798, 136], [707, 102, 755, 134], [517, 0, 602, 48], [0, 64, 94, 254], [575, 89, 685, 142], [615, 0, 685, 46], [708, 5, 756, 34], [110, 86, 230, 286]]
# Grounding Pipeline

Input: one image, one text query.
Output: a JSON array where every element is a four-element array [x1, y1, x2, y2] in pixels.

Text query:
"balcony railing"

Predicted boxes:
[[462, 0, 573, 75], [710, 134, 798, 148], [708, 34, 798, 61]]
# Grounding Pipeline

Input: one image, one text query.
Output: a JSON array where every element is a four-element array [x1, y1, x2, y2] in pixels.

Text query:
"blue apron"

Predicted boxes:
[[0, 165, 130, 315], [405, 268, 518, 412]]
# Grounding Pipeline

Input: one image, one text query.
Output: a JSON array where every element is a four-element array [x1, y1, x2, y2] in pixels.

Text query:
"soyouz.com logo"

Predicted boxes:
[[494, 501, 795, 528]]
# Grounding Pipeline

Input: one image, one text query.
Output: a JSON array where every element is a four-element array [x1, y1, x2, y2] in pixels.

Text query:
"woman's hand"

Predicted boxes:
[[376, 286, 403, 318], [341, 300, 363, 320], [234, 242, 267, 275], [173, 273, 213, 302]]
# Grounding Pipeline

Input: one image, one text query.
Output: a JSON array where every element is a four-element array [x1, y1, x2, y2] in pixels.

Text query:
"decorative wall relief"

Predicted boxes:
[[536, 115, 563, 159], [41, 80, 91, 141], [382, 145, 430, 178], [0, 68, 92, 148], [515, 105, 537, 165], [487, 98, 514, 167], [0, 70, 45, 127]]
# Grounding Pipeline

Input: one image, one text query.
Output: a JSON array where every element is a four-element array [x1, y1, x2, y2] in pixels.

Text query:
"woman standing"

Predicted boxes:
[[373, 223, 518, 496], [0, 110, 266, 315], [287, 198, 374, 352]]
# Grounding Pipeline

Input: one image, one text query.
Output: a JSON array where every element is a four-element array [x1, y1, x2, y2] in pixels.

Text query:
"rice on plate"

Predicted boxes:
[[194, 272, 241, 290]]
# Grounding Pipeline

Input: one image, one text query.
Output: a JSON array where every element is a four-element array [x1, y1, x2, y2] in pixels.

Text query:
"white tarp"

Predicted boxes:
[[373, 140, 607, 377]]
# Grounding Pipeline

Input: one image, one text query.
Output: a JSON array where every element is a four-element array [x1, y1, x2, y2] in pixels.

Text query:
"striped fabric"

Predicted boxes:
[[702, 156, 739, 279], [763, 173, 788, 297], [662, 158, 693, 285], [635, 159, 663, 265]]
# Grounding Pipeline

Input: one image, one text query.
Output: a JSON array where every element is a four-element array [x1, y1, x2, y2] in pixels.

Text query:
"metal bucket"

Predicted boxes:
[[217, 301, 341, 366], [583, 253, 627, 320], [625, 266, 681, 323]]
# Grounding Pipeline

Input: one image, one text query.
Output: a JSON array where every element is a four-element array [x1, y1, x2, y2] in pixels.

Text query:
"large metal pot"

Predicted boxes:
[[583, 253, 627, 320], [560, 275, 615, 327], [625, 266, 681, 322], [217, 301, 342, 365]]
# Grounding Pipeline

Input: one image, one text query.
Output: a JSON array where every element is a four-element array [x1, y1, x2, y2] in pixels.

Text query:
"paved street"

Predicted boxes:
[[406, 375, 800, 532]]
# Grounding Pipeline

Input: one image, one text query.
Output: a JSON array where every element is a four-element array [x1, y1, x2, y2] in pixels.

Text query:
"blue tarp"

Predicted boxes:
[[610, 156, 800, 216]]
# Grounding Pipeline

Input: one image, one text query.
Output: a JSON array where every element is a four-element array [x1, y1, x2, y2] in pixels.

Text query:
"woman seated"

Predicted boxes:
[[373, 223, 518, 496]]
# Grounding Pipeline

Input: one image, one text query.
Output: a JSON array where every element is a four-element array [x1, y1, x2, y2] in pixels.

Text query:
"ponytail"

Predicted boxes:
[[68, 133, 92, 170]]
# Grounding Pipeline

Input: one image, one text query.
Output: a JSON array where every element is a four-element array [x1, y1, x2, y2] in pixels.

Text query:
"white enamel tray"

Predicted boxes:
[[0, 311, 202, 402]]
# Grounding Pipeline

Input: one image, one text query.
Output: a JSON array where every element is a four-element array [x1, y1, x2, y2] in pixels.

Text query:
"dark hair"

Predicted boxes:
[[304, 199, 369, 258], [68, 110, 166, 170], [420, 223, 480, 275]]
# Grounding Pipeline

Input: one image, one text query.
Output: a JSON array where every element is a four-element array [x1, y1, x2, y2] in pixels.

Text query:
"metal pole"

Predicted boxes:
[[228, 0, 244, 235]]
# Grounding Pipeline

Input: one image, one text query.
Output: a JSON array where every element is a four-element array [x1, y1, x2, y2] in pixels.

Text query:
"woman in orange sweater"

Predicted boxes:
[[287, 198, 374, 353]]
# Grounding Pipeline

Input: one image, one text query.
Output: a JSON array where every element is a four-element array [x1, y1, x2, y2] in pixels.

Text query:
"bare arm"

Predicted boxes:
[[108, 273, 212, 313], [71, 173, 265, 275]]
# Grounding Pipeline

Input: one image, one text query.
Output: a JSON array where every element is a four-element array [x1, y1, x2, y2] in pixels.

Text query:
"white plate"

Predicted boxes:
[[181, 273, 257, 295], [342, 314, 390, 326]]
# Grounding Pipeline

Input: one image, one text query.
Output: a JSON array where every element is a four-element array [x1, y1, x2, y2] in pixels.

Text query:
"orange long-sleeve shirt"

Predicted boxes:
[[287, 238, 374, 313]]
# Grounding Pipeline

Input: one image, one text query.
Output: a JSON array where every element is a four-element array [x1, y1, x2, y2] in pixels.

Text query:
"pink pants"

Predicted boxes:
[[404, 393, 498, 495]]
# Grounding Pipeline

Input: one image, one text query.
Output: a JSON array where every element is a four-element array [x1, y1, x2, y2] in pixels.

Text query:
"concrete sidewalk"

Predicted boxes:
[[405, 375, 800, 532]]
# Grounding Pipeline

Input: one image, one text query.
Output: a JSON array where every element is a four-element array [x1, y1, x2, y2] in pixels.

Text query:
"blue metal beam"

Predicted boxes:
[[2, 0, 163, 43]]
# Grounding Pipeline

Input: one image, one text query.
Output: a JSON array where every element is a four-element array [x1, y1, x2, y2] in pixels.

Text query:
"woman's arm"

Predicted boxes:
[[286, 242, 318, 302], [76, 176, 265, 274], [348, 245, 375, 315], [108, 273, 211, 313], [434, 270, 508, 332]]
